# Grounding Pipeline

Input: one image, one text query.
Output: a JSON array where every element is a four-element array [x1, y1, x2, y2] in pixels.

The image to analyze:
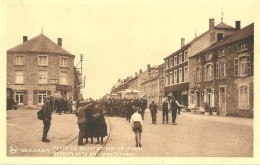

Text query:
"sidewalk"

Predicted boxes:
[[157, 109, 253, 127], [181, 111, 253, 127]]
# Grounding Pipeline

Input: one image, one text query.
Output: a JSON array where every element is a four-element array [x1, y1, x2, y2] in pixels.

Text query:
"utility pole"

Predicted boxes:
[[80, 54, 83, 76]]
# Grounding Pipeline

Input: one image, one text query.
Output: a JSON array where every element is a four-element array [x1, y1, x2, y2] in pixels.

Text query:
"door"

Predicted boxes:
[[219, 87, 226, 115], [15, 91, 24, 105]]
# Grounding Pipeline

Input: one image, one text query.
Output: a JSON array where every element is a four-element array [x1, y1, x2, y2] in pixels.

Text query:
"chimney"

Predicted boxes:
[[23, 36, 28, 43], [135, 72, 138, 77], [209, 18, 215, 30], [139, 69, 142, 74], [147, 64, 151, 73], [118, 79, 121, 83], [181, 38, 185, 48], [235, 21, 241, 30], [217, 33, 224, 42], [57, 38, 62, 47]]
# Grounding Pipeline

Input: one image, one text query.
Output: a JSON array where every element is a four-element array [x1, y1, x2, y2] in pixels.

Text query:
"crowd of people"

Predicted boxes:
[[40, 95, 185, 147]]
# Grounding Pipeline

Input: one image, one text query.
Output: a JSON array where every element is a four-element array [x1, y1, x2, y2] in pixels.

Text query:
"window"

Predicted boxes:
[[170, 72, 173, 84], [174, 70, 177, 84], [60, 57, 68, 67], [219, 62, 226, 78], [205, 63, 214, 81], [60, 72, 68, 85], [238, 43, 248, 51], [174, 56, 177, 66], [196, 56, 201, 64], [169, 58, 173, 68], [165, 60, 168, 69], [38, 55, 48, 66], [184, 50, 188, 62], [38, 91, 47, 105], [196, 67, 202, 82], [206, 53, 212, 61], [15, 71, 24, 84], [238, 85, 249, 109], [216, 62, 219, 79], [15, 91, 24, 105], [179, 68, 183, 83], [14, 55, 24, 65], [218, 49, 225, 57], [184, 66, 188, 82], [234, 54, 251, 77], [179, 53, 183, 63], [206, 88, 214, 107], [38, 70, 47, 84]]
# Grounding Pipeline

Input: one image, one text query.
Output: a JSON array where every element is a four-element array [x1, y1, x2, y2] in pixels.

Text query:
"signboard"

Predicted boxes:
[[56, 85, 72, 91], [49, 79, 59, 84]]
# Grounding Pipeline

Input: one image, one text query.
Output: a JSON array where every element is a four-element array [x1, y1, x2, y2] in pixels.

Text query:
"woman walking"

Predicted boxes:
[[92, 101, 107, 145]]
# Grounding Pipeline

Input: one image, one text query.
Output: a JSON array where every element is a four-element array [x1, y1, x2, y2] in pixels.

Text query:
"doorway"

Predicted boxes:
[[219, 87, 226, 115]]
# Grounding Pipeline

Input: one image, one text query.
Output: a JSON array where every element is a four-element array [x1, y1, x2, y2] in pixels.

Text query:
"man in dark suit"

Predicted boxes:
[[162, 98, 169, 124], [139, 98, 147, 120], [170, 96, 186, 125], [42, 98, 52, 142]]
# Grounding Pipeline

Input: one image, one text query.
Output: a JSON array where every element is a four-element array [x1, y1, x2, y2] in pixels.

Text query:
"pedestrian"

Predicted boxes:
[[75, 101, 87, 145], [41, 98, 52, 142], [170, 96, 186, 125], [130, 106, 143, 147], [162, 98, 169, 124], [149, 101, 157, 124], [72, 99, 77, 114], [92, 101, 107, 145], [84, 102, 95, 144], [139, 97, 147, 120]]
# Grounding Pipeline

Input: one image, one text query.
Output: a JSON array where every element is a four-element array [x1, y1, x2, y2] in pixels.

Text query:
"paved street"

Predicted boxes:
[[102, 110, 253, 157], [7, 108, 253, 157]]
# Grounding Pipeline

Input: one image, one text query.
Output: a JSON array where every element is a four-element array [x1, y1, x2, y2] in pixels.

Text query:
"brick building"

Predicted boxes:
[[164, 18, 239, 106], [189, 23, 254, 117], [7, 34, 79, 107]]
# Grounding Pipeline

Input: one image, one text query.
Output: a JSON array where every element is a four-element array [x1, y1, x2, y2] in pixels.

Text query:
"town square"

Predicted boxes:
[[1, 0, 259, 164]]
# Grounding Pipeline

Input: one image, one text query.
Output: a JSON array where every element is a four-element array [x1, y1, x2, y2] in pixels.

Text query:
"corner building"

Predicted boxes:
[[7, 34, 75, 107]]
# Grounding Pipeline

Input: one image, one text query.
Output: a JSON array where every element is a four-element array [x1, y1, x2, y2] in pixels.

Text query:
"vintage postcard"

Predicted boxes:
[[0, 0, 260, 164]]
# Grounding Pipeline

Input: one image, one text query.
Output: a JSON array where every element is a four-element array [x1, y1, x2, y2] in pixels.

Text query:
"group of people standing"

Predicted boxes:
[[100, 98, 147, 122], [75, 100, 107, 145]]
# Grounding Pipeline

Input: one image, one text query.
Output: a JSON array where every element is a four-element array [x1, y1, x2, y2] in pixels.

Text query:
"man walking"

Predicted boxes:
[[149, 101, 157, 124], [170, 96, 186, 125], [162, 98, 169, 124], [42, 98, 52, 142]]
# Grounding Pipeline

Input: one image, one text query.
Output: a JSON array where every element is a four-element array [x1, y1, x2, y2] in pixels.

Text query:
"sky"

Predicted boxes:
[[1, 0, 259, 99]]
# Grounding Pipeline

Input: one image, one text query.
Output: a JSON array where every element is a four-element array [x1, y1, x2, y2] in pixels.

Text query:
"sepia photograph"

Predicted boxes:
[[0, 0, 259, 164]]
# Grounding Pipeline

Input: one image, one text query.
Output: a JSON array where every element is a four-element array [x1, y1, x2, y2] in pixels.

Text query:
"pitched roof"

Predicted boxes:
[[7, 34, 73, 56], [192, 23, 254, 57], [215, 22, 235, 29], [164, 21, 235, 60]]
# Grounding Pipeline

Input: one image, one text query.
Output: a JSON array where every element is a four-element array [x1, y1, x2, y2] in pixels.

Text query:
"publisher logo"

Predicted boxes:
[[9, 146, 18, 155]]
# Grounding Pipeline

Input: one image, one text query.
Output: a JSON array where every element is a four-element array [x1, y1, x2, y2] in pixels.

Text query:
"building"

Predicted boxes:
[[140, 67, 159, 105], [110, 64, 157, 99], [158, 63, 165, 106], [189, 23, 254, 117], [164, 18, 239, 106], [7, 34, 79, 107]]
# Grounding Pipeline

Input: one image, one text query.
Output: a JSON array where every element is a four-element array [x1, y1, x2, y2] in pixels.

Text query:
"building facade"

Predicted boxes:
[[164, 18, 239, 106], [7, 34, 78, 107], [189, 23, 254, 117], [140, 68, 159, 105], [158, 63, 165, 106]]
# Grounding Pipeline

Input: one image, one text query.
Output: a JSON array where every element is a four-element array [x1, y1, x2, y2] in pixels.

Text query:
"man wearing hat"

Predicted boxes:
[[75, 101, 87, 145], [42, 97, 52, 142]]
